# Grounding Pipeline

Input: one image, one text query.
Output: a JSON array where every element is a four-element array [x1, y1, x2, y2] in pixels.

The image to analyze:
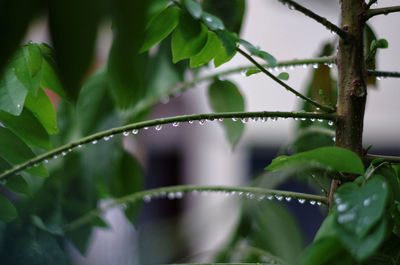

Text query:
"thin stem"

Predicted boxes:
[[126, 56, 336, 118], [277, 0, 349, 39], [365, 154, 400, 163], [65, 185, 328, 231], [0, 111, 336, 180], [367, 70, 400, 78], [237, 47, 334, 112], [366, 0, 377, 10], [366, 6, 400, 19]]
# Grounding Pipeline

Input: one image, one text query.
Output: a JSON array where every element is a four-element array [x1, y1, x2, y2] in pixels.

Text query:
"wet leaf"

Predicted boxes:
[[190, 31, 222, 68]]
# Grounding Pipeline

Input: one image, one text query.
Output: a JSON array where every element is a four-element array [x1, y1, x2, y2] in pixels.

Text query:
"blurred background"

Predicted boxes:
[[22, 0, 400, 264]]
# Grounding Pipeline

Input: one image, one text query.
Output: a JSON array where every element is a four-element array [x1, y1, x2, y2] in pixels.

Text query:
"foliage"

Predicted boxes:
[[0, 0, 399, 264]]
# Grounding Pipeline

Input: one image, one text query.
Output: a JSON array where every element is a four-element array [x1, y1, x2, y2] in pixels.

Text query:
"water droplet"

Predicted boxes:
[[172, 122, 180, 127], [328, 121, 334, 126], [143, 195, 152, 203], [168, 192, 175, 200], [175, 191, 184, 199], [232, 117, 238, 122], [33, 163, 39, 167], [275, 195, 283, 201], [241, 118, 248, 124], [144, 127, 149, 130], [289, 65, 295, 70], [289, 4, 295, 10], [218, 118, 224, 122], [294, 117, 299, 121], [313, 64, 319, 69], [258, 195, 265, 201], [328, 63, 333, 68], [155, 124, 162, 131], [103, 136, 111, 141], [188, 120, 194, 124], [302, 64, 308, 69], [298, 198, 306, 204], [285, 197, 292, 202], [317, 201, 322, 206], [251, 117, 259, 122], [17, 104, 21, 109], [78, 144, 82, 148], [199, 119, 205, 125], [317, 119, 323, 122], [92, 140, 98, 144], [310, 200, 317, 205], [330, 30, 336, 35], [123, 131, 130, 136], [205, 16, 212, 22], [338, 212, 356, 223], [332, 137, 336, 142], [68, 148, 72, 152], [267, 195, 274, 200], [260, 117, 267, 122], [44, 159, 49, 164], [191, 190, 199, 196], [310, 118, 315, 122], [300, 118, 306, 121], [132, 129, 139, 135], [62, 151, 67, 156], [376, 76, 382, 81], [273, 66, 280, 72], [363, 198, 371, 206], [241, 70, 247, 76]]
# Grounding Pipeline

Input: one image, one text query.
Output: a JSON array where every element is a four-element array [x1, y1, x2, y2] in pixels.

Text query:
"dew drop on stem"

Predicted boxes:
[[92, 140, 98, 144], [298, 198, 306, 204], [155, 124, 162, 131], [199, 119, 205, 125], [172, 122, 180, 127], [310, 200, 317, 205], [123, 131, 130, 136], [132, 129, 139, 135], [241, 118, 248, 124], [285, 196, 292, 202], [275, 195, 283, 201], [232, 117, 238, 122], [218, 118, 224, 122], [143, 195, 152, 203]]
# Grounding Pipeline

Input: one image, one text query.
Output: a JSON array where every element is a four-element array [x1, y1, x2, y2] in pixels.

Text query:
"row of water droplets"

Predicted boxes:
[[125, 189, 324, 207], [25, 115, 334, 170]]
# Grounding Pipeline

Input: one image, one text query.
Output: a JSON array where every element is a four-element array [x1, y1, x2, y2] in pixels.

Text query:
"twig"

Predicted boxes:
[[0, 111, 336, 180], [366, 6, 400, 19], [366, 0, 378, 10], [365, 153, 400, 163], [237, 47, 335, 112], [277, 0, 348, 39], [367, 70, 400, 78], [65, 185, 328, 231]]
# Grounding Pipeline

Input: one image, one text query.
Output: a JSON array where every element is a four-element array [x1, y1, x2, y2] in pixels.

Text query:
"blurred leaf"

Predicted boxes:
[[38, 43, 66, 99], [300, 237, 352, 265], [208, 79, 245, 148], [0, 66, 28, 116], [190, 31, 222, 68], [0, 0, 41, 74], [202, 0, 245, 34], [12, 43, 43, 96], [277, 72, 289, 80], [110, 152, 143, 226], [245, 69, 261, 76], [48, 0, 105, 101], [107, 1, 149, 109], [5, 175, 30, 196], [372, 163, 400, 202], [171, 12, 208, 63], [291, 127, 335, 153], [0, 127, 48, 177], [77, 69, 112, 135], [183, 0, 202, 19], [333, 176, 388, 238], [239, 39, 277, 67], [140, 6, 181, 53], [0, 108, 51, 150], [0, 193, 18, 222], [24, 87, 58, 134], [266, 147, 364, 175], [201, 12, 225, 31]]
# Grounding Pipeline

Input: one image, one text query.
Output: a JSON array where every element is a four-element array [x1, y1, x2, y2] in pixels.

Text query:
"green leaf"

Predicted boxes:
[[364, 24, 377, 86], [259, 51, 277, 67], [239, 39, 276, 66], [0, 193, 18, 222], [245, 69, 261, 76], [375, 39, 388, 49], [265, 147, 364, 175], [5, 174, 30, 196], [110, 152, 143, 226], [277, 72, 289, 80], [171, 12, 208, 63], [208, 79, 245, 148], [38, 43, 67, 99], [333, 176, 388, 238], [107, 1, 149, 109], [213, 30, 238, 67], [201, 12, 225, 31], [202, 0, 246, 34], [183, 0, 202, 19], [24, 87, 58, 134], [140, 6, 181, 53], [0, 108, 51, 150], [0, 66, 28, 115], [48, 0, 105, 102], [300, 237, 352, 265], [12, 43, 43, 96], [0, 127, 48, 177], [190, 31, 222, 68]]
